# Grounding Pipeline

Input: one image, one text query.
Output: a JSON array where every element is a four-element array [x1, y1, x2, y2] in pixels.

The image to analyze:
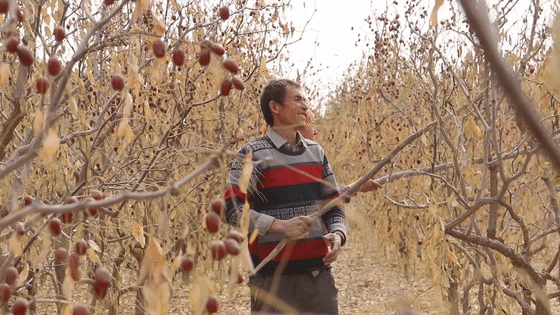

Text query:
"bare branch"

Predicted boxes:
[[459, 0, 560, 171]]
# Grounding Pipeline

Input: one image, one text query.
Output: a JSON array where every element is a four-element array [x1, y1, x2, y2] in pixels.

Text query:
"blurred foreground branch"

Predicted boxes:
[[459, 0, 560, 170]]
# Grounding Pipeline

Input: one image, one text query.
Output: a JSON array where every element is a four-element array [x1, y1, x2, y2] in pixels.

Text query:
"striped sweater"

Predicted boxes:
[[225, 129, 346, 275]]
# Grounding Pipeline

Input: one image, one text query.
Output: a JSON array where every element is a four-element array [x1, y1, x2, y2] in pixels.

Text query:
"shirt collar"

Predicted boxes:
[[266, 128, 309, 150]]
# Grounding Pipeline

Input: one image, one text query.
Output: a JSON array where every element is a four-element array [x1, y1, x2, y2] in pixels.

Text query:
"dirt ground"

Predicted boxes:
[[168, 235, 560, 315], [33, 229, 560, 315], [33, 230, 441, 315], [166, 235, 447, 315]]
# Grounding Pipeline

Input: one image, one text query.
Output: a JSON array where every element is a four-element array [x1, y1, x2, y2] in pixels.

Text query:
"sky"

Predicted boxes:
[[279, 0, 546, 104], [282, 0, 377, 98]]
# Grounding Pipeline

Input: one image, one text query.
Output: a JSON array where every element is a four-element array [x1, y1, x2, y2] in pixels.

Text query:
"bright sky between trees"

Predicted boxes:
[[284, 0, 374, 98], [280, 0, 546, 111]]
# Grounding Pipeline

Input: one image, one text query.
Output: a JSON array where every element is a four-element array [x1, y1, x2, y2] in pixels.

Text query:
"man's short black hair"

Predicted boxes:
[[260, 79, 300, 126]]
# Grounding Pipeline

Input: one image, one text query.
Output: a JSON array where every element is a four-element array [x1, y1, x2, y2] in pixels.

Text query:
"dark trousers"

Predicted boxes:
[[248, 269, 339, 315]]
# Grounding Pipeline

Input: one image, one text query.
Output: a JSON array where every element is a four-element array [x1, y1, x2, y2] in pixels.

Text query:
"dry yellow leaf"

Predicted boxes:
[[8, 232, 22, 256], [190, 277, 211, 315], [430, 0, 445, 28], [0, 63, 10, 85], [42, 8, 50, 25], [88, 240, 101, 252], [156, 279, 172, 314], [447, 250, 459, 266], [157, 210, 169, 234], [132, 222, 145, 248], [87, 248, 101, 265], [137, 255, 150, 286], [61, 304, 72, 315], [152, 15, 166, 36], [35, 229, 52, 265], [170, 0, 179, 11], [472, 124, 482, 140], [41, 129, 60, 164], [129, 56, 141, 97], [33, 108, 43, 136], [143, 282, 166, 315], [147, 238, 165, 283], [239, 245, 254, 272], [228, 257, 240, 297], [69, 96, 78, 116], [124, 124, 134, 142], [241, 201, 250, 236], [208, 52, 222, 93], [61, 275, 74, 300], [144, 100, 154, 118], [238, 150, 253, 194], [188, 278, 201, 312], [28, 246, 39, 263], [131, 1, 142, 23], [464, 117, 473, 133], [140, 0, 150, 10], [249, 229, 258, 244], [259, 56, 268, 76], [123, 93, 133, 117], [16, 263, 29, 287], [117, 118, 129, 139], [150, 58, 163, 82], [186, 238, 196, 256]]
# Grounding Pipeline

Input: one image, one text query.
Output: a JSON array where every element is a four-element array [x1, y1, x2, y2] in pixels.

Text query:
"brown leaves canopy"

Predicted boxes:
[[0, 0, 297, 313], [318, 1, 560, 313]]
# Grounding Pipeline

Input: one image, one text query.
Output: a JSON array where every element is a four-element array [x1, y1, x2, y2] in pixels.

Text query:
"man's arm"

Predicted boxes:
[[320, 153, 347, 246], [356, 179, 382, 193], [224, 146, 274, 235], [339, 179, 382, 203], [322, 232, 342, 265], [225, 186, 313, 238], [224, 184, 275, 236], [269, 216, 314, 238]]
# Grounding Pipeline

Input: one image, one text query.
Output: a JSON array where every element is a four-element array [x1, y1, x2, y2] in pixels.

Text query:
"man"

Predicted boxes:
[[225, 79, 345, 314]]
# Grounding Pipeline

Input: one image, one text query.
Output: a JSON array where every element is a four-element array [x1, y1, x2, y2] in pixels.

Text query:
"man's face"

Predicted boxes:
[[274, 85, 308, 129], [300, 113, 317, 140]]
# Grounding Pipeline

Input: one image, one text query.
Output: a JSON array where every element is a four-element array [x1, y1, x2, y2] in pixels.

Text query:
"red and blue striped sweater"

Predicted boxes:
[[225, 129, 347, 275]]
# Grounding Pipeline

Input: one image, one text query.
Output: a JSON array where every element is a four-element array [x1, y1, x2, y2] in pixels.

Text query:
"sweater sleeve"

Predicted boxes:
[[320, 151, 348, 246], [339, 185, 352, 204], [224, 146, 276, 236]]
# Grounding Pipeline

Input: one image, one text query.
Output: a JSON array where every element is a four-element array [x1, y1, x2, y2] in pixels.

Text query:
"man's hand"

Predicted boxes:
[[359, 179, 382, 193], [322, 233, 342, 265], [270, 216, 314, 238]]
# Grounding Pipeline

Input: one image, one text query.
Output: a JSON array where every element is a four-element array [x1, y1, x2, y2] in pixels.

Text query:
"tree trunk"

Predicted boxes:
[[486, 165, 498, 239], [449, 281, 460, 315]]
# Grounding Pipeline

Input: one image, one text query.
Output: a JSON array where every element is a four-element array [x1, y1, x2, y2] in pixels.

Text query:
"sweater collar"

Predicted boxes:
[[266, 128, 309, 150]]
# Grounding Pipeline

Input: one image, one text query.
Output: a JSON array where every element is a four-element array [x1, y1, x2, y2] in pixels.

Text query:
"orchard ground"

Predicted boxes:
[[192, 232, 560, 315], [36, 225, 442, 314], [173, 230, 445, 315], [29, 203, 560, 315], [34, 216, 560, 315]]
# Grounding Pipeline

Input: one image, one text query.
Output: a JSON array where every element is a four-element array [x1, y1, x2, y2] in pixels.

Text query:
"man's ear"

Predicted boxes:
[[269, 100, 281, 115]]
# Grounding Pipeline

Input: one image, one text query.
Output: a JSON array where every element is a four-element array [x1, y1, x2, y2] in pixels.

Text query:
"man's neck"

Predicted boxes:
[[272, 125, 298, 146]]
